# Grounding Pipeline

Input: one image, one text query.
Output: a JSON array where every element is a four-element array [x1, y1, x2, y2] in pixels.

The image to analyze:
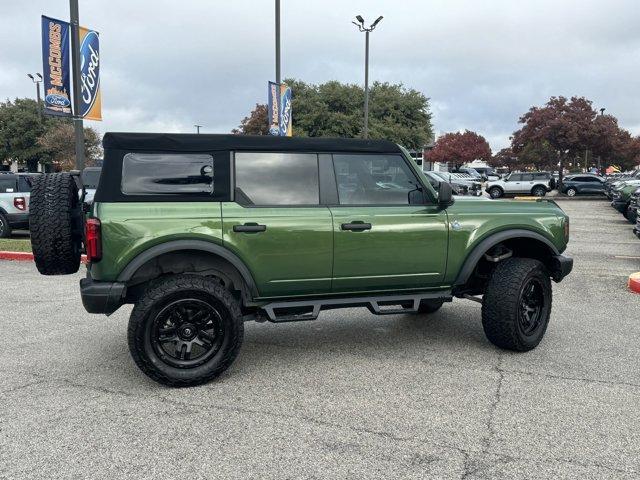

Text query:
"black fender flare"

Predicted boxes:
[[116, 239, 259, 298], [453, 229, 560, 286]]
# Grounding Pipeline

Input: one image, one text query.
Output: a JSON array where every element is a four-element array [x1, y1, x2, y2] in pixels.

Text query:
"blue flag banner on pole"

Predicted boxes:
[[41, 16, 73, 117], [267, 81, 292, 136], [267, 81, 280, 135]]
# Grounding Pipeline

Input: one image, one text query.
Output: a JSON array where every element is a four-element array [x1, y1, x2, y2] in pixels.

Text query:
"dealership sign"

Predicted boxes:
[[40, 16, 102, 120], [41, 16, 72, 116], [267, 82, 292, 136]]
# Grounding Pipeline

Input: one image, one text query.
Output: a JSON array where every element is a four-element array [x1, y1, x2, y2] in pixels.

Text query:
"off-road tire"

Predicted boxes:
[[531, 186, 547, 197], [418, 299, 444, 314], [29, 173, 82, 275], [565, 187, 577, 197], [488, 187, 503, 199], [0, 213, 11, 238], [481, 258, 552, 351], [128, 275, 244, 387]]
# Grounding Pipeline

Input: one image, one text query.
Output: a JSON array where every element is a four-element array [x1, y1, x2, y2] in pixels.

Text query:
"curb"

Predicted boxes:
[[0, 251, 87, 264], [628, 272, 640, 294]]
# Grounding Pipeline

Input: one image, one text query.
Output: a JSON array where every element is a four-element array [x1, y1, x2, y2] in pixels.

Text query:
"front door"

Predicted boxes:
[[222, 152, 333, 298], [329, 153, 448, 293]]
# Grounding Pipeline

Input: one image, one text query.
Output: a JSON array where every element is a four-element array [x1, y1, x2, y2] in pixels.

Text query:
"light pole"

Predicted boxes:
[[352, 15, 383, 139], [194, 124, 203, 134], [27, 73, 43, 120], [275, 0, 281, 84], [69, 0, 85, 170]]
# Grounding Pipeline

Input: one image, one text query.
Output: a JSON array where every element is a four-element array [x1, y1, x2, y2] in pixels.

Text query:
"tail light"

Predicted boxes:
[[85, 218, 102, 262], [13, 197, 26, 211]]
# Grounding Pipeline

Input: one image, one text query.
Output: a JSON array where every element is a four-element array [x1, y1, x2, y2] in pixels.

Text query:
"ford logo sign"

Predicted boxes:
[[45, 93, 71, 108], [79, 30, 100, 117]]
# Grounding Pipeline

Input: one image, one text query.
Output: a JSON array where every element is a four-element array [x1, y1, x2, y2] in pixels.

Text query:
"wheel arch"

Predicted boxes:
[[117, 240, 259, 301], [453, 229, 560, 289]]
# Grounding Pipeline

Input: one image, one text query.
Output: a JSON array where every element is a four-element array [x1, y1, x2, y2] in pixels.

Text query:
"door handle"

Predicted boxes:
[[233, 223, 266, 233], [341, 222, 372, 232]]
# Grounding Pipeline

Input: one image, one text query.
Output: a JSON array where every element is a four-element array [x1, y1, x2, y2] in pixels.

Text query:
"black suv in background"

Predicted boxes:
[[560, 174, 606, 196]]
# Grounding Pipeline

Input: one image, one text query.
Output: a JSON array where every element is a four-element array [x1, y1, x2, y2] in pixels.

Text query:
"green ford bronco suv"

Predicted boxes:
[[29, 133, 573, 387]]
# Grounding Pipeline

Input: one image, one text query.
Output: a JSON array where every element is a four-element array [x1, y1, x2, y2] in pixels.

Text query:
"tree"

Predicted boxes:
[[232, 104, 269, 135], [0, 98, 54, 171], [512, 96, 598, 184], [37, 122, 102, 170], [425, 130, 492, 169], [233, 79, 433, 150]]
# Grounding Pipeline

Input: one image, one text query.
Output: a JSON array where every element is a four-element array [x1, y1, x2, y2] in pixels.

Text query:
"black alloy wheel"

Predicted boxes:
[[517, 278, 544, 336], [151, 298, 225, 368]]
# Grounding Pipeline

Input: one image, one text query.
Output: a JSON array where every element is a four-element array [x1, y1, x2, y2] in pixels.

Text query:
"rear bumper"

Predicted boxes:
[[550, 254, 573, 282], [6, 212, 29, 229], [80, 276, 126, 315]]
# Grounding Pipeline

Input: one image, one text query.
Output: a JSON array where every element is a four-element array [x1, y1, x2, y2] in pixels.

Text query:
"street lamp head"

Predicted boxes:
[[355, 15, 364, 24], [36, 73, 43, 80], [27, 73, 34, 80], [371, 16, 384, 28]]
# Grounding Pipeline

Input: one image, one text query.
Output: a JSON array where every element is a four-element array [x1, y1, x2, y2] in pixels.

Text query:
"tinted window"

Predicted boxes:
[[121, 153, 213, 195], [521, 173, 534, 181], [18, 176, 33, 192], [532, 173, 549, 179], [235, 152, 319, 205], [509, 174, 522, 182], [582, 176, 599, 182], [333, 154, 420, 205], [0, 177, 17, 193]]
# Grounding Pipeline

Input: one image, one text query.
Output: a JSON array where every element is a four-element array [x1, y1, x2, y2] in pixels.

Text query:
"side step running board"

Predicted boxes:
[[259, 291, 452, 323]]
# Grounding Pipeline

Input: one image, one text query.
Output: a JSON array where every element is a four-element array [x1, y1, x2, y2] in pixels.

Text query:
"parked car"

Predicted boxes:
[[560, 174, 606, 196], [626, 187, 640, 224], [485, 172, 552, 198], [466, 166, 500, 181], [611, 181, 640, 218], [424, 171, 482, 196], [29, 133, 573, 387], [0, 173, 37, 237]]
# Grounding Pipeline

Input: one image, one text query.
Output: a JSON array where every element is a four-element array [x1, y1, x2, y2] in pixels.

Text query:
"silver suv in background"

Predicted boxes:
[[485, 172, 552, 198], [0, 173, 37, 237]]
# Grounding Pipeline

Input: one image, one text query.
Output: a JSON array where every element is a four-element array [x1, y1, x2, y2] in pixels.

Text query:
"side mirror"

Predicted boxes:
[[438, 181, 454, 207]]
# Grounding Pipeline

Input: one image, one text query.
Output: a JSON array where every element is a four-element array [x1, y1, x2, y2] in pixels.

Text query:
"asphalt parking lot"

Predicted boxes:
[[1, 199, 639, 479]]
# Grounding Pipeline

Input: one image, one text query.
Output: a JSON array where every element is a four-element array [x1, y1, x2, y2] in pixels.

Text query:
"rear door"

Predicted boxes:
[[222, 152, 333, 298], [329, 153, 448, 293]]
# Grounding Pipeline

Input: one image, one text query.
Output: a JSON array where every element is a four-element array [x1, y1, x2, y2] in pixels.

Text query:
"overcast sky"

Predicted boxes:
[[1, 0, 639, 150]]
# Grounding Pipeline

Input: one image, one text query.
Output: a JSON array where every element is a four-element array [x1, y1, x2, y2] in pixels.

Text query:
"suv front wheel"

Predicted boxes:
[[481, 258, 552, 351], [128, 275, 244, 387]]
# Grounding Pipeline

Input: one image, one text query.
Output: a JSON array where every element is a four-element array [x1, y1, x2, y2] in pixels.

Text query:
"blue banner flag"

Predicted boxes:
[[41, 16, 72, 116], [268, 82, 292, 136]]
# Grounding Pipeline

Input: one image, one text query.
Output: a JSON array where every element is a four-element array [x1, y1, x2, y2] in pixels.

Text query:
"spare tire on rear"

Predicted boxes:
[[30, 173, 83, 275]]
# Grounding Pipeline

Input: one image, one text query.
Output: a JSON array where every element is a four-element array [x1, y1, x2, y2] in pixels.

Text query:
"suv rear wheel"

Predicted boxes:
[[481, 258, 552, 351], [488, 187, 503, 199], [531, 186, 547, 197], [128, 275, 244, 387]]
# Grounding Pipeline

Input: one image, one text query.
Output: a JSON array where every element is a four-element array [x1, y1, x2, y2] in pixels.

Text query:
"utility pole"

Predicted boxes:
[[194, 124, 202, 134], [352, 15, 383, 139], [275, 0, 281, 84], [27, 73, 43, 121], [69, 0, 85, 170]]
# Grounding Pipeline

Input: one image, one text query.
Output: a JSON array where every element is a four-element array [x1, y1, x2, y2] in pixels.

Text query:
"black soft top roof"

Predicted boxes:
[[102, 132, 401, 154]]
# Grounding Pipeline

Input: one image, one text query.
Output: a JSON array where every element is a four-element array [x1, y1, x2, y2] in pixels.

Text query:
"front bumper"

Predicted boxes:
[[80, 276, 126, 315], [551, 254, 573, 282], [7, 212, 29, 229]]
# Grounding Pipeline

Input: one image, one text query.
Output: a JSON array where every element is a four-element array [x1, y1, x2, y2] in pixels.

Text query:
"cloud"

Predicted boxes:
[[1, 0, 638, 149]]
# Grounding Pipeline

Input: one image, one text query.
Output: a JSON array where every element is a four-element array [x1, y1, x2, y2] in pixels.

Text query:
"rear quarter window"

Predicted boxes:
[[121, 153, 214, 195], [0, 177, 17, 193]]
